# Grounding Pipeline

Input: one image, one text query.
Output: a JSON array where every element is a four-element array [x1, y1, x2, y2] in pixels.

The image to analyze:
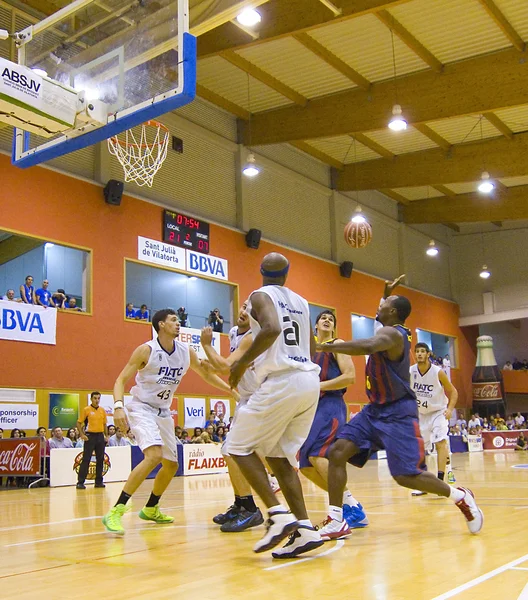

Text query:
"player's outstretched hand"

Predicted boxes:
[[316, 343, 330, 352], [229, 360, 247, 389], [114, 407, 129, 434], [445, 407, 453, 421], [384, 274, 406, 298], [200, 326, 213, 346]]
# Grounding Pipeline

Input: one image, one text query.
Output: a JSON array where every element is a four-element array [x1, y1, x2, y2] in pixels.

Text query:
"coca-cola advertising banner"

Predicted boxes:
[[482, 430, 528, 450], [472, 381, 501, 402], [0, 437, 41, 476]]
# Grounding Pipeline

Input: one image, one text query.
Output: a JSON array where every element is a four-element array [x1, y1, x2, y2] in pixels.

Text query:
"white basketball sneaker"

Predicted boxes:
[[271, 525, 324, 559], [455, 487, 484, 534], [253, 511, 298, 553], [318, 516, 352, 541], [411, 490, 428, 496]]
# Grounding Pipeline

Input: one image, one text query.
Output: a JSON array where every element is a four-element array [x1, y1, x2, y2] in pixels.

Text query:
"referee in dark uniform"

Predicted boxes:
[[76, 391, 108, 489]]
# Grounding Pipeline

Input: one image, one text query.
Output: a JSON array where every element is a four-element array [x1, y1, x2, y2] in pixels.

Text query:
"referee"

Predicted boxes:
[[76, 391, 108, 489]]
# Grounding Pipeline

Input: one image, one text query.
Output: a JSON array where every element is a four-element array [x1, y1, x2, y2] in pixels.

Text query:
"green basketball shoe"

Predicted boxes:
[[139, 504, 174, 524], [102, 504, 128, 535]]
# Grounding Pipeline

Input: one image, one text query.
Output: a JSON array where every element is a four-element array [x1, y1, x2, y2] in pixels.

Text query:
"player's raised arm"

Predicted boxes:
[[200, 326, 253, 374], [317, 327, 403, 357], [189, 347, 237, 398], [438, 369, 459, 421], [319, 341, 356, 391]]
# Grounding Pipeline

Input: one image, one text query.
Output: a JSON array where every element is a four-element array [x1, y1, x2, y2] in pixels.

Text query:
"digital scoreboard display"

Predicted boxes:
[[162, 210, 210, 254]]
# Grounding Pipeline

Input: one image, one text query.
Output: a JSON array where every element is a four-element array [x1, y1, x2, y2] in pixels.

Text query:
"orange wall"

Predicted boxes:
[[0, 155, 477, 410]]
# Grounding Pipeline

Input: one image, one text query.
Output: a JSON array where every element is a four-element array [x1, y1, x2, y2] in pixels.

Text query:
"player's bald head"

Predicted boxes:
[[260, 252, 290, 285]]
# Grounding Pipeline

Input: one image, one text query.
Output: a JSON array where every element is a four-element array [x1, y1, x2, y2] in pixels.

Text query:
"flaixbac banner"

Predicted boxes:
[[49, 393, 79, 429]]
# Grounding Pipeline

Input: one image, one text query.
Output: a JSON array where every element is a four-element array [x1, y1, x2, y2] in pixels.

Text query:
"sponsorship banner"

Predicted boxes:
[[0, 403, 39, 429], [138, 236, 186, 270], [183, 443, 228, 475], [0, 388, 36, 403], [50, 446, 131, 487], [0, 300, 57, 345], [186, 250, 228, 281], [210, 398, 230, 423], [467, 434, 483, 453], [184, 397, 206, 429], [472, 381, 501, 402], [178, 327, 220, 360], [0, 437, 41, 476], [49, 393, 79, 429], [482, 429, 528, 450], [86, 394, 132, 426]]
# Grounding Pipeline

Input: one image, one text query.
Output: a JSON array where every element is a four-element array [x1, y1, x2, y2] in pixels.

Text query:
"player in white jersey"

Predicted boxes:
[[410, 342, 458, 495], [200, 303, 265, 533], [102, 308, 234, 534], [227, 253, 324, 559]]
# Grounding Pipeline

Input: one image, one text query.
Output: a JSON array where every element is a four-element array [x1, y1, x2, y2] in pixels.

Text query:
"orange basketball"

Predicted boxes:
[[344, 220, 372, 248]]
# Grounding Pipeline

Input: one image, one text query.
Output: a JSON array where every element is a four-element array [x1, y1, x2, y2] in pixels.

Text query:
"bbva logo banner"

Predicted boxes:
[[0, 300, 57, 345], [186, 250, 228, 281]]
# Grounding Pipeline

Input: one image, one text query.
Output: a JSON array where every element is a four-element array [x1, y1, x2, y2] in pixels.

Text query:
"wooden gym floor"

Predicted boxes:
[[1, 451, 527, 600]]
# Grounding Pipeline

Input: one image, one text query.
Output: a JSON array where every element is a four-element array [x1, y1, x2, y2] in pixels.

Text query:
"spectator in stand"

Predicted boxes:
[[503, 361, 513, 371], [11, 429, 20, 438], [482, 418, 489, 430], [20, 275, 36, 304], [213, 426, 226, 443], [49, 427, 73, 449], [35, 280, 55, 308], [108, 425, 116, 438], [65, 298, 83, 312], [227, 416, 233, 431], [506, 415, 515, 430], [126, 303, 136, 319], [208, 308, 224, 333], [198, 432, 213, 444], [205, 411, 218, 428], [181, 430, 190, 444], [174, 426, 183, 440], [191, 427, 203, 443], [177, 307, 190, 328], [67, 428, 79, 445], [515, 412, 526, 429], [52, 288, 67, 309], [523, 360, 528, 370], [108, 427, 131, 447], [136, 304, 149, 321], [468, 414, 480, 429], [2, 289, 22, 302], [0, 427, 3, 438], [36, 426, 50, 479], [456, 416, 467, 428], [515, 432, 527, 451], [442, 354, 451, 381], [205, 424, 215, 439], [19, 430, 26, 437], [513, 358, 523, 370]]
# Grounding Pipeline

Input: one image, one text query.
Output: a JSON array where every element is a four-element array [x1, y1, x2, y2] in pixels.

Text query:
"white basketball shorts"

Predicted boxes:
[[224, 370, 320, 466], [419, 408, 449, 452], [127, 400, 180, 462]]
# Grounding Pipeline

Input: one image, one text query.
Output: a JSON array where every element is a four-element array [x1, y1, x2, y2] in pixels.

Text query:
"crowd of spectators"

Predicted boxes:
[[174, 411, 232, 444], [124, 304, 223, 331], [125, 302, 150, 321], [449, 412, 526, 437], [503, 359, 528, 371], [1, 276, 83, 311]]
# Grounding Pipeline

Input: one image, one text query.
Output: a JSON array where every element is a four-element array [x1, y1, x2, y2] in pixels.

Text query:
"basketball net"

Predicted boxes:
[[107, 120, 169, 187]]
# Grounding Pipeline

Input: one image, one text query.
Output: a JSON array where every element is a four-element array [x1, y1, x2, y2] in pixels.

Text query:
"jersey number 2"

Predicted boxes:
[[157, 390, 172, 401], [283, 315, 300, 347]]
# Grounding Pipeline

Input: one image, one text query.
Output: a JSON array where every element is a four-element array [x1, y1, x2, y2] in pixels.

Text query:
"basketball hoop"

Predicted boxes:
[[107, 120, 170, 187]]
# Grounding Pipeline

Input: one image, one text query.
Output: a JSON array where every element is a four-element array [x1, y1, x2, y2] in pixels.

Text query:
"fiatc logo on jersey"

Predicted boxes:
[[0, 301, 57, 345], [156, 366, 184, 386]]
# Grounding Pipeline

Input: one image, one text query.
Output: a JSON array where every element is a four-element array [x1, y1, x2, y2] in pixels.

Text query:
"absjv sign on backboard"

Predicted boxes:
[[184, 397, 205, 428]]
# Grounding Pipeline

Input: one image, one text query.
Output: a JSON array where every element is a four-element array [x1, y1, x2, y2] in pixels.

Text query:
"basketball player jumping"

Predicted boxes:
[[200, 303, 265, 533], [317, 294, 483, 540], [410, 342, 458, 495], [102, 308, 236, 534], [299, 310, 368, 530], [227, 252, 325, 559]]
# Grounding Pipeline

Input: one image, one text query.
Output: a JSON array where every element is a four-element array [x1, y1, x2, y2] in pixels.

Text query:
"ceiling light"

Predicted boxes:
[[236, 8, 261, 27], [351, 205, 367, 224], [242, 153, 260, 177], [388, 104, 407, 131], [479, 265, 491, 279], [32, 68, 48, 78], [426, 240, 439, 256], [478, 171, 494, 194], [45, 242, 55, 249]]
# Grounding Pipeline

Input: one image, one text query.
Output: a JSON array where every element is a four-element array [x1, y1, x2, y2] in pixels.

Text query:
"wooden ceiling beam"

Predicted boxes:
[[413, 124, 452, 151], [375, 10, 443, 73], [443, 223, 461, 232], [292, 32, 371, 90], [482, 112, 514, 139], [477, 0, 525, 52], [401, 185, 528, 224], [243, 48, 528, 145], [289, 141, 344, 169], [337, 131, 528, 190], [197, 0, 414, 58], [491, 221, 503, 227], [196, 84, 251, 120], [353, 133, 394, 159], [220, 50, 308, 106], [379, 188, 410, 205], [432, 184, 456, 197]]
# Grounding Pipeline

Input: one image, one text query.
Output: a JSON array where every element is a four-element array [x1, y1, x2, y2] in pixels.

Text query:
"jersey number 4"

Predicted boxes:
[[157, 390, 172, 401], [283, 315, 300, 347], [417, 399, 428, 409]]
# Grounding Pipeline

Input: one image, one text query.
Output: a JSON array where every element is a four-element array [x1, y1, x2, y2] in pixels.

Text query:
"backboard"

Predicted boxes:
[[12, 0, 196, 168]]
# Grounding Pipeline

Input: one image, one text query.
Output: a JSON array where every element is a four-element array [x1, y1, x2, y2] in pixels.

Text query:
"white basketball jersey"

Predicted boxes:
[[130, 338, 190, 408], [410, 363, 447, 414], [247, 285, 320, 383], [229, 326, 258, 399]]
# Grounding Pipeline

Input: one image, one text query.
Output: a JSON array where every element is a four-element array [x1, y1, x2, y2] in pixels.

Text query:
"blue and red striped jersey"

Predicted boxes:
[[313, 338, 347, 399]]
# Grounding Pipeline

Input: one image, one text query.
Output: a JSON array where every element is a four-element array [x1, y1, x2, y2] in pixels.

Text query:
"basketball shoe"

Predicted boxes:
[[213, 504, 240, 525], [455, 487, 483, 534], [447, 470, 456, 484], [102, 504, 128, 535], [253, 511, 299, 553], [343, 503, 369, 529], [318, 516, 352, 541], [411, 490, 428, 496], [220, 508, 264, 532], [272, 525, 324, 559], [139, 505, 174, 524]]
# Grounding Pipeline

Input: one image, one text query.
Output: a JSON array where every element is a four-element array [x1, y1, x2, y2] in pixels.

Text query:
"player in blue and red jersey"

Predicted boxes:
[[317, 294, 483, 540], [299, 310, 368, 530]]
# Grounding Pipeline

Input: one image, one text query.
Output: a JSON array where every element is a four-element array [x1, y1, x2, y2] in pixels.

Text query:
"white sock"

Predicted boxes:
[[449, 487, 464, 503], [329, 505, 343, 522], [298, 518, 312, 528], [269, 503, 288, 515], [342, 490, 359, 507]]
